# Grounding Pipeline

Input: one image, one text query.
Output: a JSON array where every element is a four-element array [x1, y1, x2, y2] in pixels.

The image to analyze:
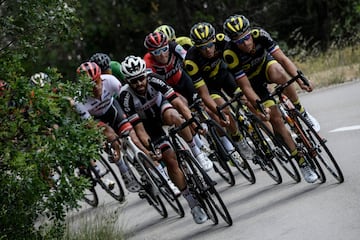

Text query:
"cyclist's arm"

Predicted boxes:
[[132, 122, 153, 156], [170, 95, 192, 121], [271, 48, 313, 91]]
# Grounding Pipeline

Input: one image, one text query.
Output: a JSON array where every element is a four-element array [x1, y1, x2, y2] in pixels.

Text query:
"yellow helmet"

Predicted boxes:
[[176, 36, 193, 50], [154, 24, 176, 41]]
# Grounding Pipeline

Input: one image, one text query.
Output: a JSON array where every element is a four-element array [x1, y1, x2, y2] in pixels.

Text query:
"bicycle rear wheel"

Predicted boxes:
[[293, 111, 343, 183], [180, 150, 233, 226], [94, 156, 125, 202], [139, 152, 185, 218]]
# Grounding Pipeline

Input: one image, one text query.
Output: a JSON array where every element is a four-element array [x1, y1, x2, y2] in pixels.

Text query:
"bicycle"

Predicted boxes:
[[262, 70, 344, 183], [189, 95, 256, 186], [53, 151, 125, 208], [105, 131, 185, 218], [219, 91, 301, 184], [165, 116, 233, 226]]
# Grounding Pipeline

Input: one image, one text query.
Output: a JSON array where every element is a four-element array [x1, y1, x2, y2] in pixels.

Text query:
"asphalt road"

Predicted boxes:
[[68, 80, 360, 240]]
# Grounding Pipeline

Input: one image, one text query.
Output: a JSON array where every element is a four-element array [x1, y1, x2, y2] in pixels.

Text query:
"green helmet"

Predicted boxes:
[[110, 61, 125, 82]]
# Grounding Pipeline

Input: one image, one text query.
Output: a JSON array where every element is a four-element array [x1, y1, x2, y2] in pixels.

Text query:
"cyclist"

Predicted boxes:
[[118, 55, 210, 224], [75, 61, 142, 192], [143, 31, 209, 154], [222, 14, 318, 183], [184, 22, 255, 161]]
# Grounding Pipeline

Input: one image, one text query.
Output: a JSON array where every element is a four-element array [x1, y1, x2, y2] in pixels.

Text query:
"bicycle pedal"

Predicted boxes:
[[138, 190, 147, 199]]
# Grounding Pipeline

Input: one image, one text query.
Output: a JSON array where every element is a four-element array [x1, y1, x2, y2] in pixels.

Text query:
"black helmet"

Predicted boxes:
[[190, 22, 216, 46], [89, 53, 111, 72], [223, 14, 250, 39]]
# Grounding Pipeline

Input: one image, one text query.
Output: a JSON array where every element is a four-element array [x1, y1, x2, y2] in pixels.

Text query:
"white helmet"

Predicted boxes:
[[30, 72, 50, 87], [121, 55, 147, 81]]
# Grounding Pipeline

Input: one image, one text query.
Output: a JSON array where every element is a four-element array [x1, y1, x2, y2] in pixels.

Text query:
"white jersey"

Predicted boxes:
[[75, 74, 122, 119]]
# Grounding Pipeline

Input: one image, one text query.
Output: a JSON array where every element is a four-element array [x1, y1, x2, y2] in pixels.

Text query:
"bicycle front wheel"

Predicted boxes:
[[293, 111, 344, 183], [95, 155, 125, 202], [249, 116, 301, 183], [139, 152, 185, 218], [210, 119, 256, 184], [180, 150, 233, 226]]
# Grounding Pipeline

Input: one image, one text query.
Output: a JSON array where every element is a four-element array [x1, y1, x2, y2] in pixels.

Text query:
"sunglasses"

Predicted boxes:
[[197, 41, 215, 50], [129, 75, 146, 85], [232, 32, 251, 45], [151, 45, 169, 56]]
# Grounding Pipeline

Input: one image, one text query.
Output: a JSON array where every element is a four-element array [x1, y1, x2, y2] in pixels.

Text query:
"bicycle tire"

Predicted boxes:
[[205, 119, 236, 186], [293, 111, 343, 183], [177, 149, 218, 225], [73, 166, 99, 207], [138, 152, 185, 218], [286, 110, 326, 183], [127, 153, 168, 218], [210, 118, 256, 184], [95, 155, 125, 202], [179, 150, 233, 226], [83, 186, 99, 207]]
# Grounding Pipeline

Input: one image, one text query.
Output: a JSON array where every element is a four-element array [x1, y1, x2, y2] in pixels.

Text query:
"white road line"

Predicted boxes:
[[329, 125, 360, 133]]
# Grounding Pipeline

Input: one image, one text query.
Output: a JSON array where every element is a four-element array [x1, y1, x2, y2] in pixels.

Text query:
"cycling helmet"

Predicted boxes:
[[154, 24, 176, 41], [176, 36, 193, 50], [110, 61, 125, 81], [0, 79, 8, 91], [144, 32, 169, 51], [76, 62, 101, 80], [30, 72, 50, 87], [190, 22, 216, 46], [121, 56, 147, 81], [89, 53, 111, 72], [223, 14, 250, 39]]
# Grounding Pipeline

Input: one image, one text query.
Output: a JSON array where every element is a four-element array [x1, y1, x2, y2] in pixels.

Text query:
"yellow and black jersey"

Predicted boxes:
[[184, 33, 229, 87], [223, 28, 280, 80]]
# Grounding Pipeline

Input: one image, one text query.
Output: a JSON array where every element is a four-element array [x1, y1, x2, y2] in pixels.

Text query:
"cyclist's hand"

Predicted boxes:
[[149, 148, 162, 161], [298, 79, 313, 92], [257, 107, 271, 121], [218, 113, 230, 127]]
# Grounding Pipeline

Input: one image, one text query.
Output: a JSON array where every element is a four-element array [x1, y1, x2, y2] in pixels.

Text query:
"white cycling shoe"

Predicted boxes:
[[196, 152, 213, 172], [302, 111, 321, 132], [167, 179, 181, 196], [191, 205, 208, 224]]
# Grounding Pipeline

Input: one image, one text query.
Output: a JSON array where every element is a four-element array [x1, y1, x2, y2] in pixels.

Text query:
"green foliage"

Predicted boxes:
[[0, 1, 102, 239]]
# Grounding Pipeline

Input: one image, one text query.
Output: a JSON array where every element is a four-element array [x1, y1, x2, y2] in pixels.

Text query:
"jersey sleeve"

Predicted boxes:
[[118, 90, 142, 127]]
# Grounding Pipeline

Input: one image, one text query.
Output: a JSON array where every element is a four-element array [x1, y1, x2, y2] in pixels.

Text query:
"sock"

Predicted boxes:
[[220, 136, 234, 152], [156, 164, 169, 180], [293, 99, 305, 113], [187, 138, 201, 157], [182, 187, 198, 209], [116, 156, 129, 174], [230, 130, 243, 142], [193, 134, 203, 149], [291, 149, 305, 166]]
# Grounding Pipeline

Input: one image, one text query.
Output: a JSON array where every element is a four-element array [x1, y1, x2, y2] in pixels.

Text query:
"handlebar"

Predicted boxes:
[[268, 70, 309, 99], [168, 115, 203, 137]]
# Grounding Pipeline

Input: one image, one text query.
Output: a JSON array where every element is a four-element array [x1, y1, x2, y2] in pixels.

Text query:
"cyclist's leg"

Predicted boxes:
[[267, 60, 320, 130], [162, 104, 213, 171]]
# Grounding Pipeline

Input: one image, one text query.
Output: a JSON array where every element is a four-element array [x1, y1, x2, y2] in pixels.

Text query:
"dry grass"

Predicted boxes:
[[294, 45, 360, 88]]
